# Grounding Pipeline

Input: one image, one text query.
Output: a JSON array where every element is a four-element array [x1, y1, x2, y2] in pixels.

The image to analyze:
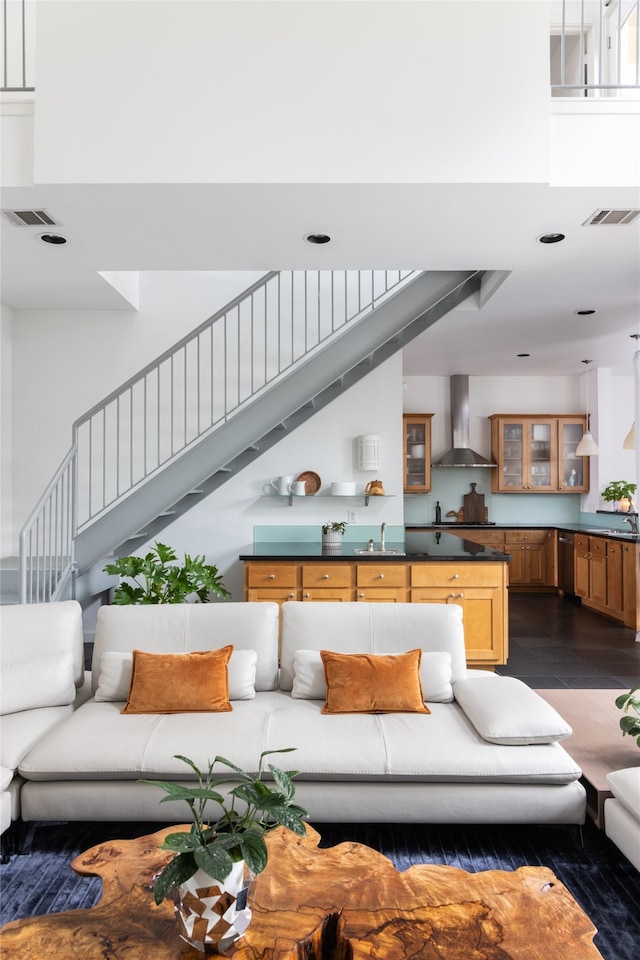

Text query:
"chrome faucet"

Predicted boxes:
[[380, 522, 387, 551], [623, 515, 639, 534]]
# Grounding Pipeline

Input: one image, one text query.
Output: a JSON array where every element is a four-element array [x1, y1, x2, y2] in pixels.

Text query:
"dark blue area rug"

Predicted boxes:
[[2, 818, 639, 959]]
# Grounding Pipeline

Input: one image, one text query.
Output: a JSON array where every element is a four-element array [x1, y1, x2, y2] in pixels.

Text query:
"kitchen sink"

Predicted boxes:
[[353, 548, 406, 556], [583, 528, 639, 537]]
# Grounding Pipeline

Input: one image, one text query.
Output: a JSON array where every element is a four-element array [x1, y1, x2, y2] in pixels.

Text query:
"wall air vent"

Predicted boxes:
[[583, 209, 640, 226], [2, 209, 60, 227]]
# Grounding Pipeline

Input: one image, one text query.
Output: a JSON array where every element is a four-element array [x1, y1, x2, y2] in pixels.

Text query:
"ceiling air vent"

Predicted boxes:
[[1, 209, 60, 227], [583, 208, 640, 226]]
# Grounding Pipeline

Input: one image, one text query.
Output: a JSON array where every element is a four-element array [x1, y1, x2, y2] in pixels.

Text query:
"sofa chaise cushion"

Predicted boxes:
[[453, 676, 573, 745]]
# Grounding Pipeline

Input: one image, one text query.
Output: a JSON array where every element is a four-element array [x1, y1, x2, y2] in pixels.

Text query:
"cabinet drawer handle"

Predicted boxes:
[[359, 592, 365, 598], [268, 574, 275, 580], [378, 573, 385, 580], [304, 592, 310, 598], [448, 592, 464, 600], [322, 573, 330, 579], [452, 573, 459, 579], [288, 592, 295, 598]]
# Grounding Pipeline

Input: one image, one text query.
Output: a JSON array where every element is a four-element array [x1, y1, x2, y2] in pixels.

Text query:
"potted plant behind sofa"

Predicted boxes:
[[103, 541, 230, 604], [142, 749, 307, 952], [602, 481, 637, 514], [616, 687, 640, 747]]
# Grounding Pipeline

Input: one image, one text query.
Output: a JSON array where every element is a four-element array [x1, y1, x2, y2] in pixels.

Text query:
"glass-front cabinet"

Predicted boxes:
[[489, 415, 588, 493], [403, 414, 434, 493]]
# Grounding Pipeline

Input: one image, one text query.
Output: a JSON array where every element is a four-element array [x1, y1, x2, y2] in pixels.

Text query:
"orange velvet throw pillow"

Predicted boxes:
[[320, 649, 430, 715], [121, 646, 233, 714]]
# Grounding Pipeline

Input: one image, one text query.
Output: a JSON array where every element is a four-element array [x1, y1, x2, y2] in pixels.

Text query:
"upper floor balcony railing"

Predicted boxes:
[[2, 0, 34, 91], [551, 0, 639, 96], [2, 1, 638, 97]]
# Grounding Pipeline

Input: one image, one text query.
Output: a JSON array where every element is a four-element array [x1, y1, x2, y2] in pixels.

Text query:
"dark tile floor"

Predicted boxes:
[[498, 592, 640, 689]]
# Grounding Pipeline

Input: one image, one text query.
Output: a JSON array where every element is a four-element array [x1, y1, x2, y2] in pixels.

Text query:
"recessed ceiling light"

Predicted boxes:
[[537, 233, 565, 244], [39, 233, 67, 245], [305, 233, 331, 244], [517, 353, 531, 358], [575, 309, 596, 315]]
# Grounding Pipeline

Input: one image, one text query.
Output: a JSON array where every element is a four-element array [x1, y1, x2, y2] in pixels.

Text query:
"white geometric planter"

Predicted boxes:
[[175, 860, 253, 954]]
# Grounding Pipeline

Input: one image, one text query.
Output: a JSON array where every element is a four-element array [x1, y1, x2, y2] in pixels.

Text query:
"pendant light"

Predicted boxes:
[[575, 359, 599, 457]]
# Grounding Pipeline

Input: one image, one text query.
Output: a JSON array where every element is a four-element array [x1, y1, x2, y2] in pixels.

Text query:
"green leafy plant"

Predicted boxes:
[[103, 541, 230, 604], [615, 687, 640, 748], [322, 521, 347, 535], [602, 481, 637, 504], [142, 749, 307, 903]]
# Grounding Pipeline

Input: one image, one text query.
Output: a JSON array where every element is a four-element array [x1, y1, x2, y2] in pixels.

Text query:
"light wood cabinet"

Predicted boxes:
[[403, 414, 434, 493], [243, 558, 507, 666], [410, 562, 507, 664], [505, 530, 553, 587], [355, 563, 408, 602], [575, 535, 611, 614], [489, 415, 589, 493]]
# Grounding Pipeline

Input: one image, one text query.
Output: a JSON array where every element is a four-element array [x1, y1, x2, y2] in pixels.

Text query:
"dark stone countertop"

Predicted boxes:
[[240, 533, 511, 562]]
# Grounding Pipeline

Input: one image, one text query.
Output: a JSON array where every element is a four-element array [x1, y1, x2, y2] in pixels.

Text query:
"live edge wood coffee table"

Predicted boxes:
[[0, 824, 602, 959]]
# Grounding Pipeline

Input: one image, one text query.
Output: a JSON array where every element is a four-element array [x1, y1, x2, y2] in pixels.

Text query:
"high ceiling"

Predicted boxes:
[[2, 179, 639, 378]]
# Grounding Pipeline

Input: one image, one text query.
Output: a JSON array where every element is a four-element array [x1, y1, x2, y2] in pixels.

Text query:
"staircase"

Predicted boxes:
[[15, 267, 498, 605]]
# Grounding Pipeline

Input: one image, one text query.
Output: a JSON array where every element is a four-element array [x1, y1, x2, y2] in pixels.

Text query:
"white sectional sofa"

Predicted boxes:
[[0, 601, 86, 854], [13, 600, 586, 826]]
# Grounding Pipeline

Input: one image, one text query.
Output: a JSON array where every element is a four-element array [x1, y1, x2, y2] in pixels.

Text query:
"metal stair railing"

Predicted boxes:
[[19, 446, 76, 603], [19, 269, 417, 602]]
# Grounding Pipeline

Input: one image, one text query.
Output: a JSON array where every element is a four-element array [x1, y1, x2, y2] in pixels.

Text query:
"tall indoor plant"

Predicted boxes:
[[103, 541, 230, 604], [142, 749, 307, 951]]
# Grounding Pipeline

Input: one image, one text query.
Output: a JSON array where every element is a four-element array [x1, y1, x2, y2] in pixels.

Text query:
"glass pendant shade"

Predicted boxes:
[[623, 423, 635, 450]]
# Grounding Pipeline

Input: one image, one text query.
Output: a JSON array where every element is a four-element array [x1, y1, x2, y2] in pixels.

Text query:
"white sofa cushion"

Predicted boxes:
[[0, 652, 76, 715], [291, 649, 453, 702], [19, 692, 581, 786], [95, 649, 258, 702], [1, 704, 75, 771], [280, 601, 467, 691], [607, 767, 640, 821], [91, 602, 279, 693], [453, 676, 572, 745], [0, 600, 84, 693]]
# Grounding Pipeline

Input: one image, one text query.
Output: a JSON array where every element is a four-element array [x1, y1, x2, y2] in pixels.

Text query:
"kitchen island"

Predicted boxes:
[[240, 532, 510, 667]]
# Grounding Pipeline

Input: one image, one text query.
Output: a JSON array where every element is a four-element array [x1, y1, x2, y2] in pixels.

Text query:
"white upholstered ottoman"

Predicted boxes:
[[605, 767, 640, 871]]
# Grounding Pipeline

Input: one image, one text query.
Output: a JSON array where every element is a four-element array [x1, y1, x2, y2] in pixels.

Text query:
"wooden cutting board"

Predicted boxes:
[[463, 483, 485, 523]]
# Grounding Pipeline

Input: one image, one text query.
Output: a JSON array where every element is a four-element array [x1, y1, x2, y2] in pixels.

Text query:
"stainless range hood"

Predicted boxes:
[[431, 375, 496, 468]]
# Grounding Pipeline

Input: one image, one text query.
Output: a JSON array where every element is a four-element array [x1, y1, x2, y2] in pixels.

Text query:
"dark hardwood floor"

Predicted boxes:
[[498, 593, 640, 689]]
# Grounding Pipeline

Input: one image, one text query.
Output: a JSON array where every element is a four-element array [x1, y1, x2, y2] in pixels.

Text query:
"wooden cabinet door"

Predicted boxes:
[[589, 538, 607, 606], [574, 535, 590, 599], [246, 588, 298, 604], [411, 587, 504, 663], [558, 418, 589, 492], [606, 540, 624, 618], [403, 414, 434, 493], [504, 531, 548, 586]]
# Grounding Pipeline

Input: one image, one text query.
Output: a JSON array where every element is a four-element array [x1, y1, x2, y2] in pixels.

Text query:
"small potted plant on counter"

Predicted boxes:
[[321, 521, 347, 551], [602, 481, 637, 513]]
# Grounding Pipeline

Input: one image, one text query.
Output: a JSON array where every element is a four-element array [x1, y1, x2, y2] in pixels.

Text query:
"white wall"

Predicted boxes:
[[0, 307, 14, 556], [34, 1, 551, 185]]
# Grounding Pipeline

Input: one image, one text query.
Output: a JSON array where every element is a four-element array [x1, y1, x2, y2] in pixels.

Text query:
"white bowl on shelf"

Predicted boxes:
[[331, 481, 356, 496]]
